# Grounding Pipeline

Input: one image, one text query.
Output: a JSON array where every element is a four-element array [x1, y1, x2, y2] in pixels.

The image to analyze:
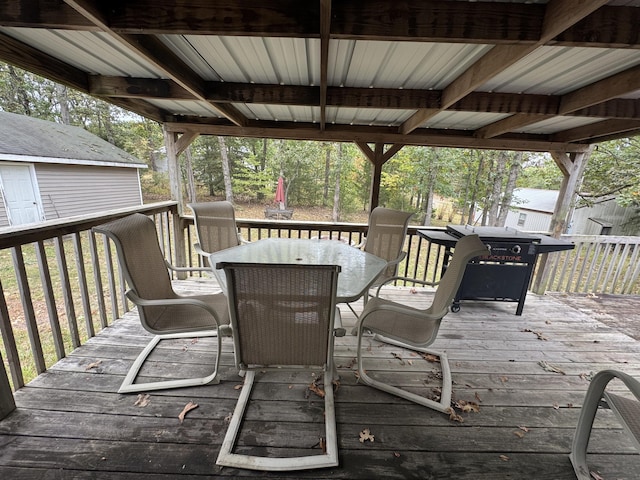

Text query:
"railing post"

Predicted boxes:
[[173, 212, 188, 280], [0, 351, 16, 420]]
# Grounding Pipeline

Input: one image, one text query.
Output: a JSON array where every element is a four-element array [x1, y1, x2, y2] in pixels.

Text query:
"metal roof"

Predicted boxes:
[[0, 1, 639, 152]]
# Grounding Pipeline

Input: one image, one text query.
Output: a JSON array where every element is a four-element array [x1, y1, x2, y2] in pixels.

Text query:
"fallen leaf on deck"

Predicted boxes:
[[393, 452, 401, 458], [391, 352, 405, 365], [553, 402, 560, 410], [538, 361, 566, 375], [178, 401, 198, 423], [460, 401, 480, 413], [224, 412, 233, 424], [518, 426, 529, 432], [586, 293, 599, 299], [513, 430, 525, 438], [134, 393, 150, 407], [589, 470, 604, 480], [319, 437, 327, 453], [499, 455, 509, 462], [446, 407, 464, 423], [410, 288, 417, 294], [234, 384, 243, 390], [419, 353, 440, 363], [309, 379, 325, 398], [85, 360, 102, 371], [333, 379, 341, 392], [359, 428, 375, 443], [475, 392, 483, 403], [523, 328, 547, 341], [500, 376, 509, 383]]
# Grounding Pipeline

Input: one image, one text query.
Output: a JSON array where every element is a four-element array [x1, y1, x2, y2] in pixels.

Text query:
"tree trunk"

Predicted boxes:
[[323, 144, 331, 206], [184, 146, 197, 203], [488, 152, 507, 226], [218, 136, 233, 202], [56, 84, 70, 125], [8, 66, 31, 116], [422, 167, 436, 226], [497, 152, 523, 226], [332, 144, 342, 222], [467, 153, 484, 225]]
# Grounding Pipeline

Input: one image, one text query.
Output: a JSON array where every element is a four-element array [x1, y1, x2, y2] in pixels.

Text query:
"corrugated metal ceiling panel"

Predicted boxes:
[[330, 40, 491, 89], [327, 106, 415, 126], [161, 35, 320, 85], [483, 46, 640, 95], [516, 116, 604, 134], [145, 99, 223, 117], [426, 111, 512, 130], [0, 28, 161, 77], [236, 103, 318, 123]]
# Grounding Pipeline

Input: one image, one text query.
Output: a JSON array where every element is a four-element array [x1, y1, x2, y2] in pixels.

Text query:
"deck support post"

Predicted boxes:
[[0, 352, 16, 420], [356, 142, 405, 211], [532, 147, 593, 294]]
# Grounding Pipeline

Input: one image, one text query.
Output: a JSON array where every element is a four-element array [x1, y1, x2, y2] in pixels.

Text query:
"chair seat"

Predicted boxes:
[[605, 392, 640, 444], [145, 293, 230, 333], [360, 296, 439, 345]]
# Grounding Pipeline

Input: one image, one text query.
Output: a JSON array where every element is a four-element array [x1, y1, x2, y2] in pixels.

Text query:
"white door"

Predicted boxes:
[[0, 164, 44, 226]]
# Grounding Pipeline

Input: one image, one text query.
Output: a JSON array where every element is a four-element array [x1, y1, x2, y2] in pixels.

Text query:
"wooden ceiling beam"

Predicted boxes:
[[0, 2, 626, 49], [164, 120, 590, 153], [88, 74, 640, 122], [559, 64, 640, 115], [551, 119, 640, 143]]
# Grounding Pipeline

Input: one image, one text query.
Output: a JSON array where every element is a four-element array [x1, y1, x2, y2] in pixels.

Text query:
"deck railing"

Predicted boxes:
[[1, 202, 639, 419]]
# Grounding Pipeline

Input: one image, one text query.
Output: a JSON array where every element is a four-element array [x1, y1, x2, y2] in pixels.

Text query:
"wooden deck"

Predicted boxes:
[[1, 279, 639, 479]]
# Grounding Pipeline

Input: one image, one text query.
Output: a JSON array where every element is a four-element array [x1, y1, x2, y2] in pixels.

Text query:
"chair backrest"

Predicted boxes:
[[189, 201, 241, 253], [218, 262, 341, 370], [363, 207, 413, 279], [430, 234, 488, 317], [93, 213, 177, 329]]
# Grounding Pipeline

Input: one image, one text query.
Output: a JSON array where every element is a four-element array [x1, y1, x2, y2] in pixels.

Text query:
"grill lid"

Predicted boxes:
[[446, 225, 538, 243]]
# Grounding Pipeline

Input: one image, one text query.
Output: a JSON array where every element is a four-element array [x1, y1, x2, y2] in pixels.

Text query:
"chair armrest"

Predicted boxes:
[[125, 289, 225, 328], [333, 307, 345, 337], [165, 258, 210, 273], [194, 242, 209, 257], [373, 275, 439, 297]]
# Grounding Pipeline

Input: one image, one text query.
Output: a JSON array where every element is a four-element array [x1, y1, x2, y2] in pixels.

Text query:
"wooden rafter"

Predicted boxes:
[[400, 0, 610, 135], [65, 0, 248, 127]]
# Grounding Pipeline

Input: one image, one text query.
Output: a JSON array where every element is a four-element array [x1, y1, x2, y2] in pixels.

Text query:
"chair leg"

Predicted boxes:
[[357, 329, 452, 413], [216, 370, 339, 471], [118, 330, 221, 394], [569, 370, 619, 480]]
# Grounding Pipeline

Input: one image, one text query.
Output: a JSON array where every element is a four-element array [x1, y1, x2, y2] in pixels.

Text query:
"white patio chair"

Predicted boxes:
[[93, 213, 230, 394], [347, 207, 413, 315], [215, 261, 341, 471], [189, 201, 246, 265], [355, 234, 488, 413], [570, 369, 640, 479]]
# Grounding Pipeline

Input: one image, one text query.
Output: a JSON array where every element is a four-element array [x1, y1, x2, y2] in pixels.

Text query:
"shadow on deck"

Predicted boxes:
[[1, 279, 639, 479]]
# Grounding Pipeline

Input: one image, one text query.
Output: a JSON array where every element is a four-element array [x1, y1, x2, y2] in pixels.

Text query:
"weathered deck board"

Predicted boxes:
[[1, 281, 639, 478]]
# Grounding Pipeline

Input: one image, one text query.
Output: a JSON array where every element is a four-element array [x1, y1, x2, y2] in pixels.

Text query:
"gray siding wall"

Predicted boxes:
[[0, 199, 8, 227], [571, 199, 639, 235], [35, 164, 141, 220]]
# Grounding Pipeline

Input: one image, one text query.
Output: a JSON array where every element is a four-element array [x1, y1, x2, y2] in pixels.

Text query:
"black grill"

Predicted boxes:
[[418, 225, 574, 315]]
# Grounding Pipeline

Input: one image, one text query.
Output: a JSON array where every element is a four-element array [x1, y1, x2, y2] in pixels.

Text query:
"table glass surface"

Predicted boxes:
[[209, 238, 387, 303]]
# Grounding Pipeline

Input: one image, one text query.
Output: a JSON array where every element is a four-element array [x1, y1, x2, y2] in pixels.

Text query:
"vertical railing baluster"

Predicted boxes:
[[88, 230, 108, 329], [35, 241, 65, 360], [54, 237, 80, 349], [101, 233, 119, 321], [12, 246, 46, 374], [73, 233, 94, 338], [0, 279, 24, 389], [0, 350, 16, 419]]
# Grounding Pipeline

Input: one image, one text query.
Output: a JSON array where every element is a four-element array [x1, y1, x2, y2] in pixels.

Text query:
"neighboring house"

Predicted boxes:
[[504, 188, 558, 232], [571, 197, 640, 236], [0, 111, 146, 228]]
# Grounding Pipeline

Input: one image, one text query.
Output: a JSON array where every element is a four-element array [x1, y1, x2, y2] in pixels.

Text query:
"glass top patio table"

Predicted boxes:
[[209, 237, 387, 303]]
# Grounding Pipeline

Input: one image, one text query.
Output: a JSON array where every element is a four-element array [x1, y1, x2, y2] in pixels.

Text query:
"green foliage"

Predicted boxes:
[[517, 154, 563, 190], [581, 138, 640, 208]]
